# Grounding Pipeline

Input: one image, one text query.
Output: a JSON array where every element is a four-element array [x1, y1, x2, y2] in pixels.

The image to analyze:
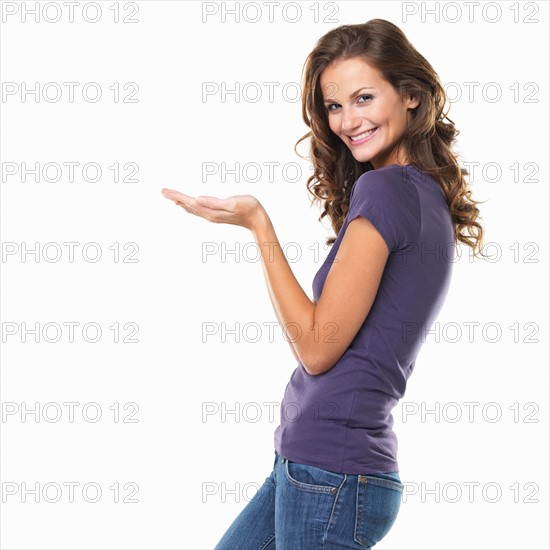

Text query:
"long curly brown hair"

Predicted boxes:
[[295, 19, 486, 257]]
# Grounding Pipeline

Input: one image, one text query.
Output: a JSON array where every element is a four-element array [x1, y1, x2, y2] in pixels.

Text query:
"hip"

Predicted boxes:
[[273, 449, 403, 549]]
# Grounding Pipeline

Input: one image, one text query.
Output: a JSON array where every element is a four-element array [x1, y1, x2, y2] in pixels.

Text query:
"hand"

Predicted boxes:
[[161, 188, 266, 232]]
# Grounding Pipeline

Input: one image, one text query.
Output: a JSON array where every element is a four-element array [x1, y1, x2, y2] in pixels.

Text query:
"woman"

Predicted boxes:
[[162, 18, 485, 550]]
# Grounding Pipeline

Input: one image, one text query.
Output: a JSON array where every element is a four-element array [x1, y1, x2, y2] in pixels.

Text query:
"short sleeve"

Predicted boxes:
[[346, 167, 421, 253]]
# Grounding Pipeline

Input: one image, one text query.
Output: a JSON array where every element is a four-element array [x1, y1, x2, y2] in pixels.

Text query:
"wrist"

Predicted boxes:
[[250, 203, 271, 236]]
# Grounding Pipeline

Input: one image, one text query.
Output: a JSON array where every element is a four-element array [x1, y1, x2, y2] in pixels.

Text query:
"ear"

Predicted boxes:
[[405, 94, 420, 110]]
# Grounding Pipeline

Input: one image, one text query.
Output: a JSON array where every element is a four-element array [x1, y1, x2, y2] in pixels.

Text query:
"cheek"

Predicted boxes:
[[371, 104, 393, 126], [327, 115, 339, 134]]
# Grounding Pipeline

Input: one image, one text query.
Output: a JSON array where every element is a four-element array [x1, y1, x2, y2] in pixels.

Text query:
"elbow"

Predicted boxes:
[[302, 353, 329, 376], [302, 363, 319, 376]]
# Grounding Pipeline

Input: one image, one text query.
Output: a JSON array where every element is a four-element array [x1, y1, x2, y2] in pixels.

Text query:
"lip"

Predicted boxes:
[[348, 127, 379, 146]]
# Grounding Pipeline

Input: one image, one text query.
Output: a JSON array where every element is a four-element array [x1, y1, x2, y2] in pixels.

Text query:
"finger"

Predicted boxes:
[[176, 201, 197, 214], [194, 196, 231, 211], [161, 188, 195, 204], [165, 192, 227, 213]]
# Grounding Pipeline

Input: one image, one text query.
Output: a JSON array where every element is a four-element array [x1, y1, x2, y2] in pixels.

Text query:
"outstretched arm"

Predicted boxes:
[[161, 189, 389, 375]]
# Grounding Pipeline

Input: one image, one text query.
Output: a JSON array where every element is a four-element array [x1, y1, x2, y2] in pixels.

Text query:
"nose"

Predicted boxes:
[[341, 107, 361, 133]]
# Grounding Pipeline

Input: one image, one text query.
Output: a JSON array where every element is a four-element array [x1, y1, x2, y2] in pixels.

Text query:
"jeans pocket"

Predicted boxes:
[[354, 475, 403, 548], [284, 459, 345, 494]]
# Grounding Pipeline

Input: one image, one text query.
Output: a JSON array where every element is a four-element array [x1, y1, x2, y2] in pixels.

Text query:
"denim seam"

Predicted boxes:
[[258, 533, 275, 550], [354, 478, 374, 548], [283, 460, 343, 494], [359, 475, 403, 492], [328, 474, 347, 526], [323, 474, 348, 550]]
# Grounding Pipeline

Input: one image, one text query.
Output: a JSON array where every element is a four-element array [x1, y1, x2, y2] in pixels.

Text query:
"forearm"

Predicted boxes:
[[264, 283, 301, 364], [250, 209, 317, 372]]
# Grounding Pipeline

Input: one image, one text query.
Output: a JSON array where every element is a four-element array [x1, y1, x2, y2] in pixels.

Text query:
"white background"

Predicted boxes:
[[1, 1, 548, 549]]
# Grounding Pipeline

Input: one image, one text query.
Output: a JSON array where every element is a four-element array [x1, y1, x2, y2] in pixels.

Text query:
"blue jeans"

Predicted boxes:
[[214, 450, 403, 549]]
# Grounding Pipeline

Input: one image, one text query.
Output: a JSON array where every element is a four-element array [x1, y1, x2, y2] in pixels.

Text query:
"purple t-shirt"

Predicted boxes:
[[273, 163, 455, 474]]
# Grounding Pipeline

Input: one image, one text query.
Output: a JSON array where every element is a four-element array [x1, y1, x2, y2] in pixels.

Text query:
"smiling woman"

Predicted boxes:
[[320, 58, 419, 169], [162, 18, 485, 550]]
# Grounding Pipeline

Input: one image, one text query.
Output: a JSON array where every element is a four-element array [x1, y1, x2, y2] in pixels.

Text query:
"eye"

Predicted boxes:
[[325, 103, 340, 112], [358, 94, 373, 103]]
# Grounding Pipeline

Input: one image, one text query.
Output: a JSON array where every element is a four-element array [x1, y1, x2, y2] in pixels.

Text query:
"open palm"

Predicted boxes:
[[161, 188, 265, 231]]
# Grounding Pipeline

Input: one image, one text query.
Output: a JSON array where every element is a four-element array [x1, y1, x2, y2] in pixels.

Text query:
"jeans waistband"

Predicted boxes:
[[274, 450, 400, 481]]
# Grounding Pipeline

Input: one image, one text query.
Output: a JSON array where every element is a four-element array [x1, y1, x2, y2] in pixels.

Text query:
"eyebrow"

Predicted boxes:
[[322, 86, 375, 103]]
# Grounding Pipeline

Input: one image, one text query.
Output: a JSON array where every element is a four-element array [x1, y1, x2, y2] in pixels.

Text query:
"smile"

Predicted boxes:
[[349, 127, 379, 145]]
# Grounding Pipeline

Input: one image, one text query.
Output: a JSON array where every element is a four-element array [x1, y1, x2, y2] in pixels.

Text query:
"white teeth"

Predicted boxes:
[[350, 128, 377, 141]]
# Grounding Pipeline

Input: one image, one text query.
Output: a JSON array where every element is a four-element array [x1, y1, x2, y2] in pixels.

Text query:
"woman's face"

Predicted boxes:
[[320, 56, 419, 169]]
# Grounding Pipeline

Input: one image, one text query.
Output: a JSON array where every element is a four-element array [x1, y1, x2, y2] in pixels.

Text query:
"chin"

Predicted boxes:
[[350, 151, 375, 164]]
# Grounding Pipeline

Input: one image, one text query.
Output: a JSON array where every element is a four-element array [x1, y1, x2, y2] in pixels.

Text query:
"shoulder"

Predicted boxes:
[[354, 164, 413, 191], [352, 165, 419, 207], [347, 165, 421, 251]]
